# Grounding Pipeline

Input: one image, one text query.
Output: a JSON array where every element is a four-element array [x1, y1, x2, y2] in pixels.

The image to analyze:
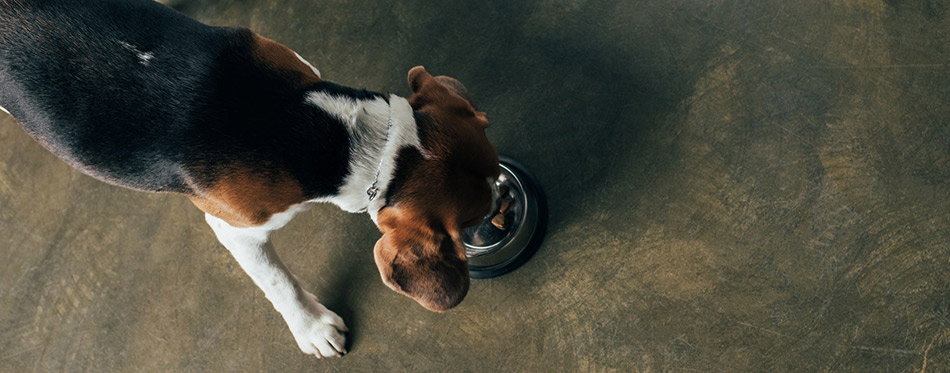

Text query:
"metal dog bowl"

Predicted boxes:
[[462, 156, 548, 279]]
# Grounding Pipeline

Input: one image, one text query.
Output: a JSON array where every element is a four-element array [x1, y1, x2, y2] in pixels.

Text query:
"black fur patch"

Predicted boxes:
[[0, 0, 385, 199]]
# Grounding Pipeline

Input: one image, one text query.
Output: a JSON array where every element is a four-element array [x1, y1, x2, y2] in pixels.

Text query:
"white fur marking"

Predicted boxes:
[[305, 93, 423, 222], [204, 209, 348, 358], [119, 41, 155, 66], [307, 92, 361, 128], [294, 52, 322, 78]]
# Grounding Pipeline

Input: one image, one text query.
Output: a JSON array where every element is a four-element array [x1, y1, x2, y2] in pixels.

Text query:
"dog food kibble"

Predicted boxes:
[[498, 198, 511, 214], [491, 213, 507, 230]]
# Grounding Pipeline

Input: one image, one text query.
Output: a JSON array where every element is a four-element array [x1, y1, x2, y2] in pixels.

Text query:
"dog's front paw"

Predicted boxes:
[[283, 293, 348, 358]]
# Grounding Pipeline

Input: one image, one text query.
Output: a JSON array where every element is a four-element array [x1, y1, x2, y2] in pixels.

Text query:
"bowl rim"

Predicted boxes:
[[467, 156, 548, 279]]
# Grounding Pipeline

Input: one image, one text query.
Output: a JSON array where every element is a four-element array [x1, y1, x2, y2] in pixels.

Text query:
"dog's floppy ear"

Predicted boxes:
[[373, 206, 470, 312]]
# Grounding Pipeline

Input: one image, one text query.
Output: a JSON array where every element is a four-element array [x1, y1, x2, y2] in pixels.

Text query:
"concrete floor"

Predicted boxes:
[[2, 0, 950, 371]]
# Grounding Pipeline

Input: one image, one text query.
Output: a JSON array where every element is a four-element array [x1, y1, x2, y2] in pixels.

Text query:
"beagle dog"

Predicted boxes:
[[0, 0, 499, 358]]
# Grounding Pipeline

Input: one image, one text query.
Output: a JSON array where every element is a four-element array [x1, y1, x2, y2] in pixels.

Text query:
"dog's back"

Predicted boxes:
[[0, 0, 229, 191], [0, 0, 363, 199]]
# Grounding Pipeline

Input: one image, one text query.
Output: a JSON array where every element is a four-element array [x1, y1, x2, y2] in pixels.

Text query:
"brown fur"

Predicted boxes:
[[250, 34, 321, 88], [188, 165, 305, 228], [374, 205, 470, 312], [373, 67, 500, 311]]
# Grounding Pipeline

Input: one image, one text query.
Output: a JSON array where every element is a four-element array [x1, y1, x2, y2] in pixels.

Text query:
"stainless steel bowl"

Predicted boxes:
[[462, 156, 548, 279]]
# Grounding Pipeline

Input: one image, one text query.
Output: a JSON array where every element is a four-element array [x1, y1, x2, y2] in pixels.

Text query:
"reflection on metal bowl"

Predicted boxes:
[[462, 156, 548, 279]]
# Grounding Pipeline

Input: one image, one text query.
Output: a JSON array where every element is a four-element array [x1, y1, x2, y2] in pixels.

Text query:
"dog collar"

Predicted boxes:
[[362, 95, 425, 225], [366, 102, 394, 202]]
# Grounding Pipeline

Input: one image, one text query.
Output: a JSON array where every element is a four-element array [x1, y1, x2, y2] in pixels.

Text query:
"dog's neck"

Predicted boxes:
[[305, 91, 423, 223]]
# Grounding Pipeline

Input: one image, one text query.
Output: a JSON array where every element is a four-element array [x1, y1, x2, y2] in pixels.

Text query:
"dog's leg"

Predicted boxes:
[[204, 212, 348, 358]]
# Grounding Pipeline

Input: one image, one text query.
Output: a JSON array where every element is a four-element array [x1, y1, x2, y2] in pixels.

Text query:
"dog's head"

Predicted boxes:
[[373, 66, 500, 312]]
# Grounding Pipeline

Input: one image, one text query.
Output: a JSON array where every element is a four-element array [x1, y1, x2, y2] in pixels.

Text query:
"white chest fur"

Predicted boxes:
[[304, 92, 423, 223]]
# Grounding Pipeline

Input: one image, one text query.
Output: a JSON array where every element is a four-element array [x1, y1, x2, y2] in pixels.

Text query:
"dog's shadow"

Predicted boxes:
[[291, 211, 380, 353], [391, 1, 709, 249], [319, 252, 369, 353]]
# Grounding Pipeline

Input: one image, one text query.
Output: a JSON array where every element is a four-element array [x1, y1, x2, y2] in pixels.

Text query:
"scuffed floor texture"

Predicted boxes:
[[2, 0, 950, 371]]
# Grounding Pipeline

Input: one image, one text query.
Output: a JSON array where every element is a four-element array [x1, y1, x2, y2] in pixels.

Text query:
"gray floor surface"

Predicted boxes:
[[2, 0, 949, 371]]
